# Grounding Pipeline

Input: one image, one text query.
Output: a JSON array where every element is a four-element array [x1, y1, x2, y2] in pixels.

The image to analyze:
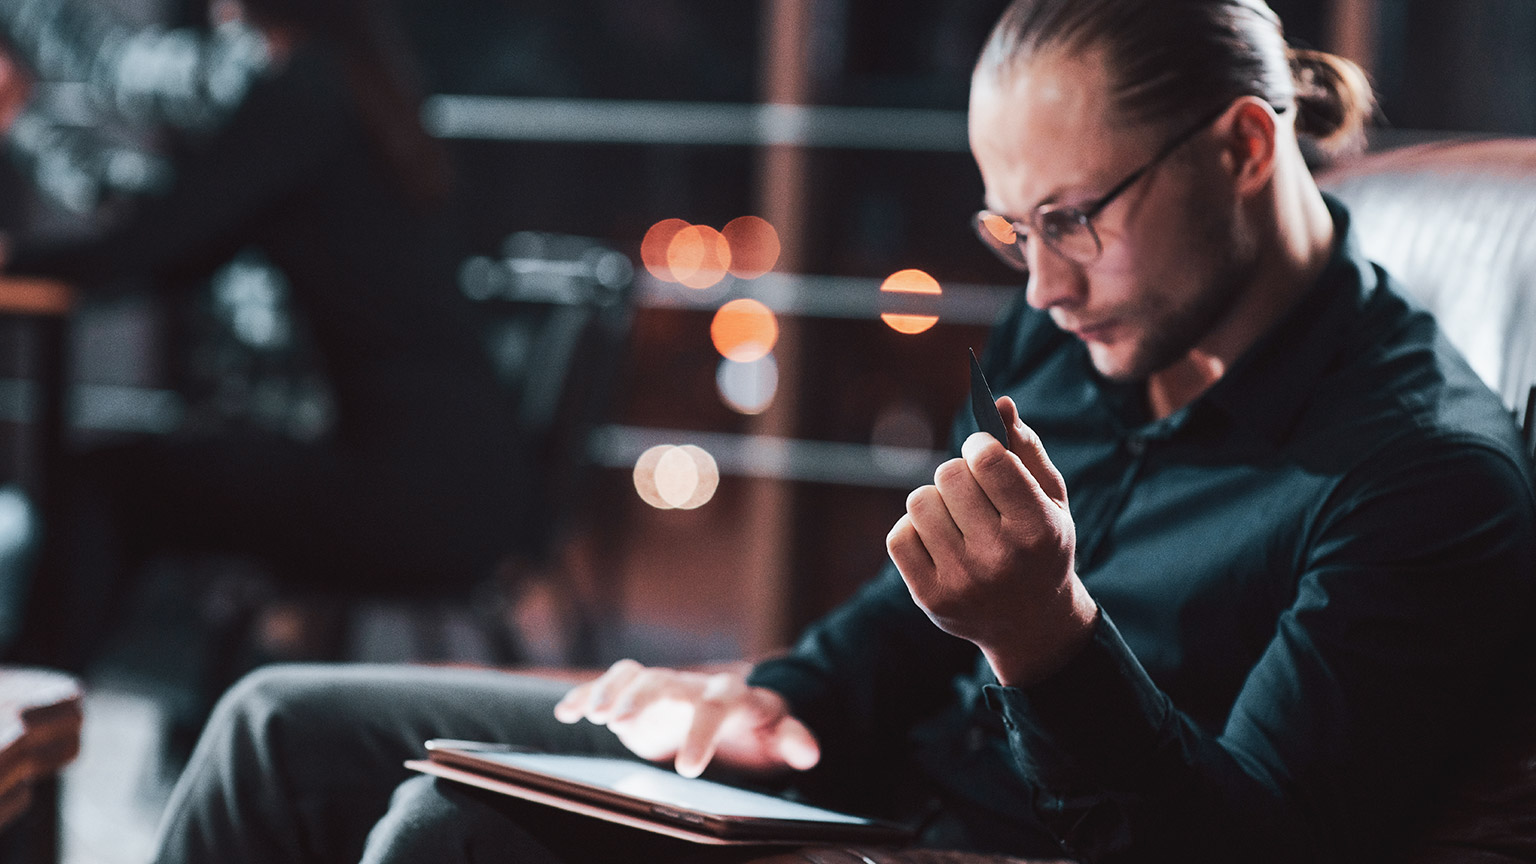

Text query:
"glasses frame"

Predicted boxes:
[[974, 104, 1238, 271]]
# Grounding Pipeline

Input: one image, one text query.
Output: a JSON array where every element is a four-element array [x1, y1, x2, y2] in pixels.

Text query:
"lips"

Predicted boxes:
[[1062, 320, 1118, 343]]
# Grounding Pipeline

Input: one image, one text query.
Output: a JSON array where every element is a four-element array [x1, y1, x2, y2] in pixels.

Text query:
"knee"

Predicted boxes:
[[359, 775, 456, 863], [200, 664, 339, 754], [360, 774, 548, 864]]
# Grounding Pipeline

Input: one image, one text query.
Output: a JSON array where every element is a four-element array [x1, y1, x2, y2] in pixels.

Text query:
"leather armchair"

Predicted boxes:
[[1320, 139, 1536, 863], [735, 138, 1536, 864]]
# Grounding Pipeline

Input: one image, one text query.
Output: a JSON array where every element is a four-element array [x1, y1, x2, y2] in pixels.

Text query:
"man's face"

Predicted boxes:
[[969, 49, 1251, 382]]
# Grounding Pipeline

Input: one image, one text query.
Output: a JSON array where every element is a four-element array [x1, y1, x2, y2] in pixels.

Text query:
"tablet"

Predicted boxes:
[[411, 739, 913, 846]]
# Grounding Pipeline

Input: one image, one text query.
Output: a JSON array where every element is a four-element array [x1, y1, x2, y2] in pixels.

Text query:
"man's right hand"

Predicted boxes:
[[553, 660, 820, 779]]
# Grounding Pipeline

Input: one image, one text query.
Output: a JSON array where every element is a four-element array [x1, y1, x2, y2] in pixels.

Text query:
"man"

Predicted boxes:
[[149, 1, 1536, 862]]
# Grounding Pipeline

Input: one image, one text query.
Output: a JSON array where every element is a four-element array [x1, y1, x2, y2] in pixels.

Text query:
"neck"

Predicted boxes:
[[1146, 145, 1335, 420]]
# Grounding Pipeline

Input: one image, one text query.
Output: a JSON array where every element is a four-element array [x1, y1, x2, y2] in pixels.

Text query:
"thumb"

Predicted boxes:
[[997, 396, 1067, 505], [773, 716, 820, 771]]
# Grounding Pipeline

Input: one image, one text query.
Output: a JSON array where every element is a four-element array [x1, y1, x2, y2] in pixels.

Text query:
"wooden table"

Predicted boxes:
[[0, 666, 83, 863]]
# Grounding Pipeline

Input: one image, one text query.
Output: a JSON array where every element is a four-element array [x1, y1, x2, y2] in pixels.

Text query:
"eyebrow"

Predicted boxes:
[[984, 186, 1068, 222]]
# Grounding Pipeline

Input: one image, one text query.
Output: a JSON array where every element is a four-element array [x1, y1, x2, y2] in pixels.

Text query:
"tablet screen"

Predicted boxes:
[[472, 751, 875, 825]]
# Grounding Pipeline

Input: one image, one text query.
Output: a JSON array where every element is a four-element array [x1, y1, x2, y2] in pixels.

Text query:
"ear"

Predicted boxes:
[[1215, 97, 1279, 197]]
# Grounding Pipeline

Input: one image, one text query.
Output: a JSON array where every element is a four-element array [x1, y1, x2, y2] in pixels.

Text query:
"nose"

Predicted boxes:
[[1022, 239, 1087, 311]]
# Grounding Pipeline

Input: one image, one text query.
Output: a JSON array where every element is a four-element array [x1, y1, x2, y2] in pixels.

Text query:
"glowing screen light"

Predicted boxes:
[[721, 216, 781, 279], [879, 268, 942, 335], [641, 219, 691, 282], [710, 298, 778, 362], [716, 354, 778, 415], [668, 225, 732, 289], [634, 444, 720, 510]]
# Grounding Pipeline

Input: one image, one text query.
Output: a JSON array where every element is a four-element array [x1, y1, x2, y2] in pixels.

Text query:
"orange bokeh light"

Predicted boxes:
[[879, 268, 943, 335], [711, 298, 779, 362], [721, 216, 781, 279], [979, 213, 1017, 245], [641, 219, 691, 282], [668, 225, 732, 290]]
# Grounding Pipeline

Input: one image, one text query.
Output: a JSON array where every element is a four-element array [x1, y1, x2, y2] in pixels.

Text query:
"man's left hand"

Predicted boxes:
[[887, 395, 1098, 686]]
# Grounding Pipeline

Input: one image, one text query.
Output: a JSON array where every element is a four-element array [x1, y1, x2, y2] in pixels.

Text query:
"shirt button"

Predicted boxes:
[[1125, 435, 1147, 456], [967, 726, 986, 752]]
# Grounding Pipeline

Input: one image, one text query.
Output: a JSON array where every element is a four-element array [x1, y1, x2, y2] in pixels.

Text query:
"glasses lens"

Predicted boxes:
[[1034, 207, 1102, 263], [973, 211, 1028, 271]]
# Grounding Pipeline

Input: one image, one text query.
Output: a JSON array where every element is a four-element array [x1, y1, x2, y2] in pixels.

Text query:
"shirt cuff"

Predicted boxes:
[[981, 611, 1175, 793]]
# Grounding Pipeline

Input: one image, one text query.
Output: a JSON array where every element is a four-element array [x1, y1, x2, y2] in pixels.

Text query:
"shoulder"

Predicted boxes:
[[1301, 270, 1529, 478], [1296, 271, 1535, 564]]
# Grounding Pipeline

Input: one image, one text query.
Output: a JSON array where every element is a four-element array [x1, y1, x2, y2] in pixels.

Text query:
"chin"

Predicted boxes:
[[1086, 342, 1151, 382]]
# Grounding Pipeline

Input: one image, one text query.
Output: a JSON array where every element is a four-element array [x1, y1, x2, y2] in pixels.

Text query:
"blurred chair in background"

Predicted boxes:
[[0, 0, 550, 706]]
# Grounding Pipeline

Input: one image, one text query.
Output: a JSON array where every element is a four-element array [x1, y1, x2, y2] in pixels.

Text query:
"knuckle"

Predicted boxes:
[[972, 444, 1014, 476], [907, 485, 940, 513], [933, 458, 969, 488]]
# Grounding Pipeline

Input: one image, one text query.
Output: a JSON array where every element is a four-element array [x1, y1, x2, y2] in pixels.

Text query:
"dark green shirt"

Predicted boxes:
[[750, 199, 1536, 862]]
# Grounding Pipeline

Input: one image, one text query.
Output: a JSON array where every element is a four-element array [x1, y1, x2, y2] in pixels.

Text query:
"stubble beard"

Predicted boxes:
[[1096, 193, 1255, 383]]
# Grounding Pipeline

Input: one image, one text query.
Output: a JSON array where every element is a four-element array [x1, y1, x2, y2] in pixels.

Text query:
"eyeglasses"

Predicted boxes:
[[973, 104, 1233, 271]]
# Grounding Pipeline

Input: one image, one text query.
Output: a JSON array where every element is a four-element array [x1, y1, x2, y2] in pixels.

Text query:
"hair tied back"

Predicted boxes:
[[1287, 47, 1375, 157]]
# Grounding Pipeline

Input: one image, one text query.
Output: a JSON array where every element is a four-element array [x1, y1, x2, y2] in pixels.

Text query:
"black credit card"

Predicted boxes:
[[969, 349, 1009, 445]]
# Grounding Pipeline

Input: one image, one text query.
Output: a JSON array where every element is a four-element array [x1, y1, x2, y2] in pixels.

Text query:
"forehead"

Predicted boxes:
[[968, 48, 1157, 214]]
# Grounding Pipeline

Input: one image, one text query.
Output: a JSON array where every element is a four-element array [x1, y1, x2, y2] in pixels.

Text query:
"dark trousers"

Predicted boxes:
[[148, 664, 747, 864], [150, 664, 1068, 864]]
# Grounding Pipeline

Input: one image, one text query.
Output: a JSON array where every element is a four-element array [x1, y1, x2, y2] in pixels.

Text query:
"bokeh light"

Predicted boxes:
[[668, 225, 732, 289], [721, 216, 781, 279], [641, 219, 691, 282], [635, 444, 720, 510], [633, 444, 674, 509], [879, 268, 943, 335], [653, 447, 700, 508], [871, 402, 938, 476], [711, 298, 779, 362], [716, 354, 779, 415]]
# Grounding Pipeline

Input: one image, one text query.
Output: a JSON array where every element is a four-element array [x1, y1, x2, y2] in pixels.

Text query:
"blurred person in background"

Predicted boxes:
[[0, 0, 529, 673], [139, 0, 1535, 862]]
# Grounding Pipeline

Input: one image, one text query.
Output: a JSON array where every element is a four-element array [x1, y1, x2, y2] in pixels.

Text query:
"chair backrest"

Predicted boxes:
[[1321, 138, 1536, 863], [1321, 139, 1536, 434], [460, 233, 636, 565]]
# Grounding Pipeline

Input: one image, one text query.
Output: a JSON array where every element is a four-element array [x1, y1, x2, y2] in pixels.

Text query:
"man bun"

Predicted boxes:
[[1287, 48, 1375, 156]]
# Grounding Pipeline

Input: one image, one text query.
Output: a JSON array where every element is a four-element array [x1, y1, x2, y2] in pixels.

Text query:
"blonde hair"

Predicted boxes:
[[977, 0, 1375, 156]]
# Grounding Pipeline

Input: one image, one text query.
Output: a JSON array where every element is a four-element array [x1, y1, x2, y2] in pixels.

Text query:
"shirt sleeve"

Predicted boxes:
[[747, 563, 977, 768], [980, 436, 1536, 863], [6, 50, 349, 290]]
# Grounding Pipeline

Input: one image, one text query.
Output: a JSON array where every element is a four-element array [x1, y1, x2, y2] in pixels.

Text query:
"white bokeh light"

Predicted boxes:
[[716, 354, 778, 415]]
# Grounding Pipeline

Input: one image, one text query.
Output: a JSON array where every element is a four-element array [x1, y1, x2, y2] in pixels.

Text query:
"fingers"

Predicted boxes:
[[772, 714, 821, 770], [674, 673, 742, 778], [887, 512, 937, 594], [932, 456, 998, 537], [554, 659, 644, 724], [998, 396, 1068, 505]]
